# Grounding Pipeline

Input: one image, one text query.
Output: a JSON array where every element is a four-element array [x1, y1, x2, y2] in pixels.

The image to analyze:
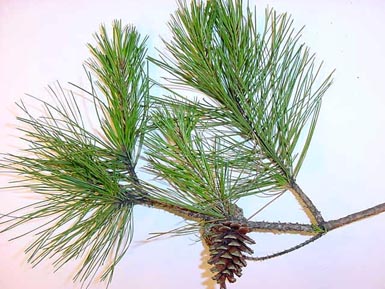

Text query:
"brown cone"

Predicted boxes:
[[203, 221, 255, 289]]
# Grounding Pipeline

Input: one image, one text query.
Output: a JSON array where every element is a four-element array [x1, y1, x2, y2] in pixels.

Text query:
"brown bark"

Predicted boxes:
[[246, 220, 315, 235], [129, 173, 385, 261], [246, 233, 324, 261], [324, 202, 385, 231], [134, 193, 385, 236], [134, 191, 385, 262], [138, 197, 215, 222], [246, 202, 385, 261], [288, 181, 325, 226]]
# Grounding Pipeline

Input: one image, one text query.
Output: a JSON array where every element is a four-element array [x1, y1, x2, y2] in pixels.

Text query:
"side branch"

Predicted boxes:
[[231, 94, 325, 227], [324, 202, 385, 231], [127, 173, 217, 222], [136, 196, 215, 222], [246, 233, 324, 261], [289, 181, 325, 226]]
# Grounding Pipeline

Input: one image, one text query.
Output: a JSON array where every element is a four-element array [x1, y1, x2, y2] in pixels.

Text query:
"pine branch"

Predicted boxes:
[[0, 21, 150, 287], [152, 0, 333, 227], [0, 89, 137, 286], [1, 2, 385, 288]]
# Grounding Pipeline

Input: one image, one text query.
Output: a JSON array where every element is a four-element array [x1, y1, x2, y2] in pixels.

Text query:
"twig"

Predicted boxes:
[[246, 202, 385, 261], [137, 196, 215, 222], [288, 181, 325, 226], [246, 233, 324, 261], [231, 94, 326, 227], [324, 202, 385, 231], [246, 220, 315, 235], [127, 171, 217, 222]]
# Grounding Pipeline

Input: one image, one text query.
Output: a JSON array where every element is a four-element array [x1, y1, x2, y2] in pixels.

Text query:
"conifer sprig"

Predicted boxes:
[[1, 86, 135, 286], [87, 20, 150, 166], [6, 2, 379, 289], [151, 0, 334, 189], [1, 20, 149, 286]]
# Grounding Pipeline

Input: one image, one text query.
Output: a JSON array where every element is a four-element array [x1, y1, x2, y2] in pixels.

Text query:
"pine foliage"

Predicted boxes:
[[1, 21, 149, 286]]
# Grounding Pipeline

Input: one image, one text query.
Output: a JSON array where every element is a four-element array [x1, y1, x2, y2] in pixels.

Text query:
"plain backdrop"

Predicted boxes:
[[1, 0, 385, 289]]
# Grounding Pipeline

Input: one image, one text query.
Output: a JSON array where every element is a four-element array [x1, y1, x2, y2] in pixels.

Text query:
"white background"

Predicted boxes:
[[1, 0, 385, 289]]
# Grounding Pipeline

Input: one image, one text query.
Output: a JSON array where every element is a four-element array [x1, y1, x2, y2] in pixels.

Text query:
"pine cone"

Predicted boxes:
[[203, 221, 255, 289]]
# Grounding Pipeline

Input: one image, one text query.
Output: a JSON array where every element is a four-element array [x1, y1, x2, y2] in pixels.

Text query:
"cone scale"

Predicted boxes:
[[203, 221, 256, 289]]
